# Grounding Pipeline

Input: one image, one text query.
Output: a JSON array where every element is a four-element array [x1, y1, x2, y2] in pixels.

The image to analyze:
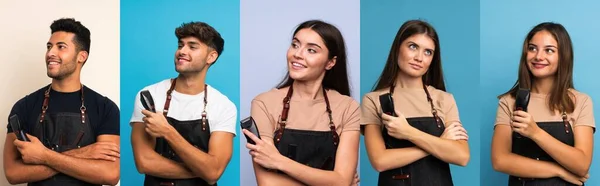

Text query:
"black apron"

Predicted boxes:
[[144, 79, 213, 186], [378, 85, 453, 186], [509, 112, 579, 186], [272, 85, 339, 172], [30, 85, 98, 186]]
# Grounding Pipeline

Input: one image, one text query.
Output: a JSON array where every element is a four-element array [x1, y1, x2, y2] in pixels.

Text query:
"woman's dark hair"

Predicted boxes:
[[372, 20, 445, 91], [276, 20, 351, 96], [499, 22, 575, 113]]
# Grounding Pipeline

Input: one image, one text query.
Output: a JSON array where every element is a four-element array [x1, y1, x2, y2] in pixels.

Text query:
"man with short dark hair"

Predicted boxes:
[[3, 18, 120, 186], [130, 22, 236, 186]]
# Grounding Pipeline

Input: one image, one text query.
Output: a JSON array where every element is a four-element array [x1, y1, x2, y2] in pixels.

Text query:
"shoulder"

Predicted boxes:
[[253, 88, 284, 103], [327, 89, 358, 107], [497, 93, 515, 106], [426, 86, 455, 102], [569, 89, 592, 105], [83, 86, 118, 109], [361, 88, 388, 103], [12, 85, 48, 110]]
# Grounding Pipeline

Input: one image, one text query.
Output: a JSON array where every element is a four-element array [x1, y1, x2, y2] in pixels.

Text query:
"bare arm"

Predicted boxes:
[[253, 160, 304, 186], [42, 134, 120, 185], [405, 122, 470, 166], [251, 135, 305, 186], [279, 131, 359, 186], [491, 125, 566, 178], [166, 130, 233, 185], [531, 126, 594, 177], [131, 122, 195, 179], [3, 133, 58, 184], [249, 130, 359, 186], [363, 124, 429, 172]]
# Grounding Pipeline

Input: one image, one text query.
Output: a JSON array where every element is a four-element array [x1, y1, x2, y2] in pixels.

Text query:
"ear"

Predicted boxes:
[[325, 56, 337, 70], [206, 49, 219, 65], [77, 50, 88, 65]]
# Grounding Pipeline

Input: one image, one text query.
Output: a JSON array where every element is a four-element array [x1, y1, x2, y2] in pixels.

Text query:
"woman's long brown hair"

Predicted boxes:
[[499, 22, 575, 113], [372, 20, 445, 92]]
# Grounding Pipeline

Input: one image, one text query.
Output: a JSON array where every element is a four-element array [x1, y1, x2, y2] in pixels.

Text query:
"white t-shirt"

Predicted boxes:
[[130, 79, 237, 136]]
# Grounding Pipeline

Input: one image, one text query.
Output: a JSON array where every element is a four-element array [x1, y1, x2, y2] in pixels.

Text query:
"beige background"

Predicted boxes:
[[0, 0, 120, 185]]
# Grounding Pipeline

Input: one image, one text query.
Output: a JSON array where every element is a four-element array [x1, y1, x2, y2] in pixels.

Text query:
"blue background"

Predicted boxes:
[[120, 1, 240, 185], [360, 0, 481, 185], [480, 0, 600, 185]]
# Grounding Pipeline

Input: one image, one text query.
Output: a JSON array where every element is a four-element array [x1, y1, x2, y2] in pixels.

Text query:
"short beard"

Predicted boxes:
[[47, 56, 78, 80]]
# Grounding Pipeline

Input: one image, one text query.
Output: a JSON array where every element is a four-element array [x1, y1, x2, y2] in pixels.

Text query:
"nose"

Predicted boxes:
[[414, 51, 423, 63], [534, 50, 545, 61], [178, 46, 189, 57], [46, 46, 57, 59], [293, 47, 303, 59]]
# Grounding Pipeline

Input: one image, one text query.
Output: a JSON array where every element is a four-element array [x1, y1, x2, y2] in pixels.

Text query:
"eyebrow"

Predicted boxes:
[[46, 42, 68, 46], [293, 37, 322, 49], [178, 40, 200, 46], [528, 43, 557, 48]]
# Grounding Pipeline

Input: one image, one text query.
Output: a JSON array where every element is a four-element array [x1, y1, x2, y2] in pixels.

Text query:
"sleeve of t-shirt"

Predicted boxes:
[[96, 97, 120, 136], [360, 94, 381, 126], [494, 97, 512, 126], [251, 98, 275, 140], [574, 94, 595, 130], [129, 90, 144, 124], [211, 98, 237, 136], [6, 97, 28, 134], [341, 98, 360, 132], [442, 94, 461, 126]]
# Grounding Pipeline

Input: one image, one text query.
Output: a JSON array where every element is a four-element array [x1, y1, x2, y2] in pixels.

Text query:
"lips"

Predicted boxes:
[[531, 62, 548, 69], [46, 60, 61, 68], [177, 58, 190, 63], [291, 61, 307, 70], [409, 63, 423, 70]]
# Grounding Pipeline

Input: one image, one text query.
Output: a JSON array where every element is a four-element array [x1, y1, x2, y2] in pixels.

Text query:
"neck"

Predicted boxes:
[[395, 72, 423, 89], [175, 70, 207, 95], [292, 79, 324, 100], [51, 73, 81, 92], [531, 77, 554, 95]]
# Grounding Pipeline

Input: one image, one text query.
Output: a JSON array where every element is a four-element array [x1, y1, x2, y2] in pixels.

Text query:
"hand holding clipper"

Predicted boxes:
[[9, 115, 30, 142], [241, 117, 261, 145], [379, 93, 397, 117], [140, 90, 156, 113], [514, 88, 531, 138]]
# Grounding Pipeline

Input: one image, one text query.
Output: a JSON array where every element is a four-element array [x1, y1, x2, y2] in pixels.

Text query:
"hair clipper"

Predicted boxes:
[[379, 93, 397, 117], [140, 90, 156, 112], [9, 115, 29, 142], [241, 117, 261, 145]]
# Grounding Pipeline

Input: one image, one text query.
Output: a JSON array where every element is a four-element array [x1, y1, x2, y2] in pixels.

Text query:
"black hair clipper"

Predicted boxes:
[[514, 88, 531, 138], [9, 115, 30, 142], [140, 90, 156, 112], [515, 88, 530, 112], [379, 93, 397, 117], [241, 117, 261, 145]]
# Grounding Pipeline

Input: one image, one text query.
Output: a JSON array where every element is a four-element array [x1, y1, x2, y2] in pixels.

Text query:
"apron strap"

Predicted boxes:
[[275, 84, 339, 146], [163, 78, 209, 131], [39, 84, 86, 124], [322, 87, 339, 146], [274, 85, 293, 144], [562, 111, 570, 134], [389, 83, 441, 128]]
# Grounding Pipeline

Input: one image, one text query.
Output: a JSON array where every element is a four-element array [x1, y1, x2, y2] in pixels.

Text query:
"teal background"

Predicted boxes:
[[360, 0, 481, 185], [480, 0, 600, 185], [120, 1, 240, 185]]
